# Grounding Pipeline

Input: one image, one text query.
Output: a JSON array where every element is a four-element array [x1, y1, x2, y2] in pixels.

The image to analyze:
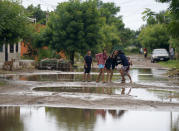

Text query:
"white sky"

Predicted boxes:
[[22, 0, 169, 30]]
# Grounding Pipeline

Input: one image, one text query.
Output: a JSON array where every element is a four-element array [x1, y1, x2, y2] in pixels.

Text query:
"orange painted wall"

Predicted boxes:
[[21, 42, 28, 56], [20, 24, 66, 59]]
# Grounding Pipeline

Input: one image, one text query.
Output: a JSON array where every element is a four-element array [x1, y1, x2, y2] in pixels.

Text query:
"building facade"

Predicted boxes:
[[0, 43, 21, 68]]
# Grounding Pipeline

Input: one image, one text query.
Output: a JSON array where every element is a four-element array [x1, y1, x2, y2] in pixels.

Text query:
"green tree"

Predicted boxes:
[[142, 8, 157, 25], [0, 0, 28, 45], [156, 0, 179, 59], [45, 0, 102, 64], [138, 24, 169, 51], [26, 4, 47, 25], [98, 2, 120, 24], [98, 1, 127, 51]]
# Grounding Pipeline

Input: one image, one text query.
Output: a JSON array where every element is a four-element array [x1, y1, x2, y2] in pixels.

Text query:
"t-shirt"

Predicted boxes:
[[84, 55, 92, 67], [116, 53, 129, 66], [95, 53, 108, 65], [105, 56, 117, 69]]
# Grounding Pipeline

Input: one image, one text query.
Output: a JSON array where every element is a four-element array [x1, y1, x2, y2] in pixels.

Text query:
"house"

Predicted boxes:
[[0, 43, 21, 68], [0, 17, 37, 69]]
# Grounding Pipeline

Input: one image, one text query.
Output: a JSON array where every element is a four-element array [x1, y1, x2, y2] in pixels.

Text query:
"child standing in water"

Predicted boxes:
[[96, 49, 108, 83], [105, 51, 118, 83], [83, 50, 93, 82], [116, 50, 132, 83]]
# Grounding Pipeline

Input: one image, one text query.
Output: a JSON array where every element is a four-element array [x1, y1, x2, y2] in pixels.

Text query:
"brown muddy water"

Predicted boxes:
[[2, 68, 179, 87], [1, 68, 179, 102], [0, 68, 179, 130], [33, 86, 179, 102], [0, 106, 178, 131]]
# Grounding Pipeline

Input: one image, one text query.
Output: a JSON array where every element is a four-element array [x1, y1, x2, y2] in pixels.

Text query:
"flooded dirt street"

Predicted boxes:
[[0, 67, 179, 110], [0, 64, 179, 130]]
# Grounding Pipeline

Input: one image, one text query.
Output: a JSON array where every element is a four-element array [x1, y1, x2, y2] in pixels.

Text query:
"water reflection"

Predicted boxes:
[[33, 86, 133, 96], [0, 107, 178, 131], [33, 86, 179, 102], [0, 107, 24, 131], [2, 68, 178, 87]]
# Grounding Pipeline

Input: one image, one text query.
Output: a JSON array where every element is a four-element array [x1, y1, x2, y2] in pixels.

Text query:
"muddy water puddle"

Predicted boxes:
[[2, 68, 179, 87], [33, 86, 179, 102], [0, 106, 178, 131]]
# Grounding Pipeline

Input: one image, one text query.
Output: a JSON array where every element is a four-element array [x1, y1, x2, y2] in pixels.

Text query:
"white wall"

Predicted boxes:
[[0, 43, 21, 69]]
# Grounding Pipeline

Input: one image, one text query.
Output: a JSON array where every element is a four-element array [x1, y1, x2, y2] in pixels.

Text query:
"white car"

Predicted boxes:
[[151, 49, 169, 63]]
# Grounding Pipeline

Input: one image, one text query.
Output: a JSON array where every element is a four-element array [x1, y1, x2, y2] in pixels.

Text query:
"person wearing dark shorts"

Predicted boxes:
[[116, 50, 132, 83], [105, 51, 118, 83], [83, 50, 93, 82]]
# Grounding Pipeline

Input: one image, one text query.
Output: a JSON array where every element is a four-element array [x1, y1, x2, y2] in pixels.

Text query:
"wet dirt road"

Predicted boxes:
[[0, 55, 179, 130], [0, 67, 179, 111]]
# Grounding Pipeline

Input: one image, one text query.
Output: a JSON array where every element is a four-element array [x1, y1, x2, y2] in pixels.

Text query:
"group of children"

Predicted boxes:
[[83, 49, 132, 83]]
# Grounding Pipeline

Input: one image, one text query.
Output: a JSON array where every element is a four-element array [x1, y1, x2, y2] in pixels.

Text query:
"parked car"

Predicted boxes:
[[151, 49, 169, 63]]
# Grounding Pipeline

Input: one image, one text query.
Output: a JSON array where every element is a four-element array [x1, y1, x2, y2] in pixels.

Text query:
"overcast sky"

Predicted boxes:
[[22, 0, 169, 30]]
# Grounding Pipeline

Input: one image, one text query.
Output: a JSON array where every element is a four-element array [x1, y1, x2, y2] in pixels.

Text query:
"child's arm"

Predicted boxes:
[[95, 53, 100, 64]]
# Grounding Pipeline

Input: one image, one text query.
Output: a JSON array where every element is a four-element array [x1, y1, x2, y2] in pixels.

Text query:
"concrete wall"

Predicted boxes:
[[0, 43, 21, 69], [0, 44, 5, 63], [19, 60, 35, 68]]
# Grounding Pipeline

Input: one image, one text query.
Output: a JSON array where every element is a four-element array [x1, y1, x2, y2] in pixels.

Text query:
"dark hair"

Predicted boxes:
[[111, 51, 115, 58], [118, 50, 124, 54]]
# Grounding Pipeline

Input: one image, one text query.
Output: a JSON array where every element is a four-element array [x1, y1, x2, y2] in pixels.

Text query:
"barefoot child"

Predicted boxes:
[[105, 51, 117, 83], [96, 49, 108, 83], [83, 50, 93, 82], [116, 50, 132, 83]]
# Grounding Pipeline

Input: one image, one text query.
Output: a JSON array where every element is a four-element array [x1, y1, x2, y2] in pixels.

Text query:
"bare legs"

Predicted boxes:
[[83, 73, 86, 82], [96, 68, 105, 83], [106, 69, 113, 83], [126, 73, 132, 83], [119, 69, 132, 83], [110, 70, 113, 82], [106, 69, 110, 83], [119, 69, 125, 83], [83, 73, 91, 82], [87, 73, 91, 82]]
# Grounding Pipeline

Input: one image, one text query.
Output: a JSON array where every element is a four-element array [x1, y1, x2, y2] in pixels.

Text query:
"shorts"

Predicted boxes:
[[121, 66, 129, 75], [105, 64, 115, 70], [98, 64, 105, 69], [84, 66, 91, 73]]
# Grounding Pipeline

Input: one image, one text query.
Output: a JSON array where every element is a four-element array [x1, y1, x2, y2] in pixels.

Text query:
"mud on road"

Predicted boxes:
[[0, 55, 179, 111]]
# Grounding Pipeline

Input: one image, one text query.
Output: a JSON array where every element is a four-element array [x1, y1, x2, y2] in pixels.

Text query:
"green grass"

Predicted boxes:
[[0, 81, 7, 86], [159, 60, 179, 69]]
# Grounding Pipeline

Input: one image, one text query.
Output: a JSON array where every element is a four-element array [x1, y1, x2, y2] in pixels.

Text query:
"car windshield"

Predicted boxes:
[[153, 49, 168, 54]]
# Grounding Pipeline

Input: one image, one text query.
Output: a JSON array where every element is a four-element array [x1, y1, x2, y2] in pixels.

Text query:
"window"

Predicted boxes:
[[10, 44, 14, 53], [16, 43, 18, 53], [0, 45, 3, 52]]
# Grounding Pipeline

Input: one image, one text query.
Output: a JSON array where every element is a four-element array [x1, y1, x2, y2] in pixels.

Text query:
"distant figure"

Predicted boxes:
[[169, 47, 175, 60], [139, 48, 143, 54], [96, 49, 108, 83], [105, 51, 118, 83], [83, 50, 93, 82], [143, 48, 147, 58]]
